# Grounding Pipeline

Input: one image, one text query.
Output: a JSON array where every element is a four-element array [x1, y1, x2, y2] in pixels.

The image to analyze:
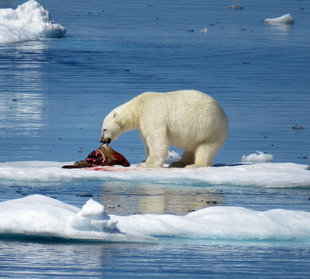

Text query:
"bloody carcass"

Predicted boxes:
[[62, 144, 130, 168]]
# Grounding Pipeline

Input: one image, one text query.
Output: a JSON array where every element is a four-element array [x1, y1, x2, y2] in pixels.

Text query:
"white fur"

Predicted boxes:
[[100, 90, 228, 168]]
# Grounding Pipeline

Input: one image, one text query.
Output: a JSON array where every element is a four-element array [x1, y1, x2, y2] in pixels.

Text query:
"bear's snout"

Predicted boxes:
[[102, 138, 111, 144]]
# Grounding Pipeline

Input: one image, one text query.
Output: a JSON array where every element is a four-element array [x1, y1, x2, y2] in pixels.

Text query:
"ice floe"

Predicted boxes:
[[114, 206, 310, 241], [0, 195, 149, 242], [264, 13, 294, 25], [0, 156, 309, 187], [242, 151, 273, 164], [1, 195, 310, 242], [0, 0, 66, 44]]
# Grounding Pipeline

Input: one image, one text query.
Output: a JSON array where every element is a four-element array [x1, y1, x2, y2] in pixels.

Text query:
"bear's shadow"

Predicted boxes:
[[213, 163, 246, 167]]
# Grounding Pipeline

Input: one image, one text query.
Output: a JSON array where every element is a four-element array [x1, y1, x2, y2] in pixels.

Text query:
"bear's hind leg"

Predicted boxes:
[[186, 143, 220, 168], [169, 151, 194, 168]]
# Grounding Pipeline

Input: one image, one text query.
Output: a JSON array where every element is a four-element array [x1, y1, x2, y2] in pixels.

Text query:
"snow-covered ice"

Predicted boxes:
[[0, 0, 66, 44], [0, 154, 309, 188], [0, 194, 149, 242], [114, 205, 310, 241], [1, 194, 310, 242], [1, 149, 309, 242]]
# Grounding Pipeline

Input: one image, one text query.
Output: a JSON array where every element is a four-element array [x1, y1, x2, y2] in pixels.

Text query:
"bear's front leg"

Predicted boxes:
[[138, 131, 169, 168], [139, 131, 150, 161]]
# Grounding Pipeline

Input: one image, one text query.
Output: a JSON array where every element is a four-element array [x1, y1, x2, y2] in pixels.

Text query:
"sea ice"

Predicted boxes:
[[113, 206, 310, 240], [71, 199, 119, 233], [264, 13, 294, 25], [1, 158, 309, 187], [241, 151, 273, 164], [0, 195, 148, 242], [1, 195, 310, 242], [0, 0, 66, 44]]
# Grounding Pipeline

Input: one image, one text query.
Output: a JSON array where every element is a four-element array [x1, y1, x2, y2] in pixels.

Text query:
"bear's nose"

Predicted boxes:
[[103, 138, 111, 144]]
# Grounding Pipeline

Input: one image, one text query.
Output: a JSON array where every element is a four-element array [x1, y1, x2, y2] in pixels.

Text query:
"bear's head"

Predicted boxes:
[[100, 109, 124, 144]]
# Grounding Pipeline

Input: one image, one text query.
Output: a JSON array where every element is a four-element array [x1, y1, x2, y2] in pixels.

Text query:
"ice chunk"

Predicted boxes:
[[80, 199, 106, 217], [264, 14, 294, 25], [71, 199, 119, 233], [241, 151, 273, 164], [0, 0, 66, 44], [0, 195, 149, 242], [113, 205, 310, 241]]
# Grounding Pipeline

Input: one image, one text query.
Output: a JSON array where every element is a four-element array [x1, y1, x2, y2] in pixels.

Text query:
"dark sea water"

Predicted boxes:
[[1, 0, 310, 278]]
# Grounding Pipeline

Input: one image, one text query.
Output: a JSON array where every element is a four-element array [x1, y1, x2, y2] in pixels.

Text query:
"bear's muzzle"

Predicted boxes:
[[101, 138, 111, 144]]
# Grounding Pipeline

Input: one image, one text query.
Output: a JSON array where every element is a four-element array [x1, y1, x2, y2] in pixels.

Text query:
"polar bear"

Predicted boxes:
[[100, 90, 228, 168]]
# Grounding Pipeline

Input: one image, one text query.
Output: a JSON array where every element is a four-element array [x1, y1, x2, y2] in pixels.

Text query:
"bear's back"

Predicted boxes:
[[138, 90, 222, 117], [136, 90, 228, 149]]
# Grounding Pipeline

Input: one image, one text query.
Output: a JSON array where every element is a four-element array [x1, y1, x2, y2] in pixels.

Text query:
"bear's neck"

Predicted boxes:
[[119, 102, 140, 131]]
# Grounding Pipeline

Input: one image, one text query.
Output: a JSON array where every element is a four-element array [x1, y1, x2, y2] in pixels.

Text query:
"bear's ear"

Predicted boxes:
[[113, 110, 124, 119], [112, 110, 125, 126], [113, 111, 121, 118]]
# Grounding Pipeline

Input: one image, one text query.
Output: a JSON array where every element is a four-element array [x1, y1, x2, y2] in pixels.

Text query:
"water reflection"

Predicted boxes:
[[100, 181, 223, 215], [0, 93, 45, 134], [269, 24, 294, 33], [0, 41, 49, 137], [0, 240, 105, 277], [265, 23, 294, 34]]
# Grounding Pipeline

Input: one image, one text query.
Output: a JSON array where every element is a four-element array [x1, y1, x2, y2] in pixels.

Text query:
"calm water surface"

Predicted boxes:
[[0, 0, 310, 277], [1, 240, 310, 278]]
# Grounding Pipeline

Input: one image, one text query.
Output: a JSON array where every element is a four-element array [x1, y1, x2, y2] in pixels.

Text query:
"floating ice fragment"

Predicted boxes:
[[0, 195, 150, 242], [200, 28, 208, 33], [264, 13, 294, 25], [113, 205, 310, 241], [241, 151, 273, 164], [1, 195, 310, 242], [228, 5, 244, 10], [0, 0, 66, 44]]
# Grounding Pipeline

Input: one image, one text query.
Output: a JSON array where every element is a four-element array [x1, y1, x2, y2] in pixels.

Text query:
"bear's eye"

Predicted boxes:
[[103, 129, 107, 132]]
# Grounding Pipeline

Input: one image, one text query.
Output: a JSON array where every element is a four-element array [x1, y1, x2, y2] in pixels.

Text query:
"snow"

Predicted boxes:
[[0, 0, 66, 44], [0, 194, 310, 242]]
